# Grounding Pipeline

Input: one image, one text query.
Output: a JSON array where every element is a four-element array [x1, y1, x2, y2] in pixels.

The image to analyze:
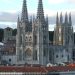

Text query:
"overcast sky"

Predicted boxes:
[[0, 0, 75, 31]]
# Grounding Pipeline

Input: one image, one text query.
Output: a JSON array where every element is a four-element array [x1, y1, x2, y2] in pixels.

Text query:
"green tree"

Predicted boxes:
[[0, 28, 4, 42]]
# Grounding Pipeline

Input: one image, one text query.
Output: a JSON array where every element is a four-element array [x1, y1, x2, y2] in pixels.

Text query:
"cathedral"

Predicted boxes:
[[16, 0, 49, 65], [16, 0, 74, 65]]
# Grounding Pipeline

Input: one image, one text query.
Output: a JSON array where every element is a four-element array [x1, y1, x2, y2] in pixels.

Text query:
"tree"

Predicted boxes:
[[0, 28, 4, 42]]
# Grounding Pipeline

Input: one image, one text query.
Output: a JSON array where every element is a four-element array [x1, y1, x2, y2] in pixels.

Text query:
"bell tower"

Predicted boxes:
[[32, 0, 49, 65]]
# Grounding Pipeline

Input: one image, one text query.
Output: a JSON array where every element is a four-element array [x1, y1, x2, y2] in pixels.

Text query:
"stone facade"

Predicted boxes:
[[16, 0, 74, 65], [0, 0, 73, 66], [4, 27, 12, 43], [49, 45, 73, 64], [53, 12, 74, 46], [16, 0, 49, 65], [52, 12, 74, 64]]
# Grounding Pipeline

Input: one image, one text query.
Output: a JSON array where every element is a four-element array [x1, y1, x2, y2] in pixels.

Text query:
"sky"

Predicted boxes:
[[0, 0, 75, 31]]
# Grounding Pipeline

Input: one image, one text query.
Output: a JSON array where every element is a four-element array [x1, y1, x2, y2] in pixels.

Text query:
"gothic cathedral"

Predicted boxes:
[[16, 0, 74, 65], [16, 0, 49, 65]]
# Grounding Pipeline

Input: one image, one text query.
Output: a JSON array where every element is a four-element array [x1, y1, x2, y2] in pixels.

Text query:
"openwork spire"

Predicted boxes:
[[18, 16, 19, 23], [56, 12, 59, 25], [65, 12, 68, 24], [21, 0, 28, 22], [69, 12, 72, 25], [17, 15, 20, 29], [60, 12, 63, 24], [37, 0, 44, 19]]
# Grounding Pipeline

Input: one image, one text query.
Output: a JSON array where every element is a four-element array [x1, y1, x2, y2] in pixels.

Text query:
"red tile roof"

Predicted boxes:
[[0, 65, 75, 72], [0, 66, 48, 73], [46, 66, 75, 72]]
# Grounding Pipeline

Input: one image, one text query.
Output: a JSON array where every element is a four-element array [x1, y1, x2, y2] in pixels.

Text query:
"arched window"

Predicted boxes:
[[25, 48, 32, 58], [34, 35, 37, 45], [20, 35, 22, 44], [43, 36, 46, 45], [29, 36, 32, 41], [43, 49, 46, 56], [33, 50, 37, 60]]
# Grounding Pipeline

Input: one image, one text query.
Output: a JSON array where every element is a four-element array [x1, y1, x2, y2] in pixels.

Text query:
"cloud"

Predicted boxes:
[[44, 9, 56, 17], [48, 0, 65, 4], [0, 11, 75, 31], [0, 0, 13, 6], [0, 8, 75, 25], [48, 0, 75, 4], [0, 0, 14, 3], [67, 0, 75, 3], [0, 22, 17, 29], [0, 12, 18, 22]]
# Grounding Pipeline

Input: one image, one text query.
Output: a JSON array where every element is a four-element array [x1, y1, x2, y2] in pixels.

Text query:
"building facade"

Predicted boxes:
[[16, 0, 49, 65], [16, 0, 74, 65], [51, 12, 74, 64], [0, 0, 74, 66], [53, 12, 74, 46], [4, 27, 13, 43]]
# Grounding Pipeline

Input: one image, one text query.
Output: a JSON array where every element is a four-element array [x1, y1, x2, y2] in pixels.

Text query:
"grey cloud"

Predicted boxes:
[[67, 0, 75, 4], [49, 13, 75, 25], [0, 12, 18, 22], [0, 11, 75, 25]]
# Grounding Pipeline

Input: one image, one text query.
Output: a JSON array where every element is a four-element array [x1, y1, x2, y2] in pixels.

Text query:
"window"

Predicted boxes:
[[29, 36, 32, 41], [35, 27, 38, 31], [25, 36, 27, 41], [26, 36, 27, 39], [19, 50, 22, 60], [25, 48, 32, 58], [59, 36, 61, 41], [33, 50, 37, 60], [9, 59, 11, 62], [49, 50, 53, 61], [59, 28, 61, 33], [68, 55, 69, 61], [62, 55, 63, 58], [34, 35, 37, 45], [44, 49, 46, 56], [20, 35, 22, 44], [35, 50, 37, 60], [43, 36, 46, 45], [56, 55, 58, 58]]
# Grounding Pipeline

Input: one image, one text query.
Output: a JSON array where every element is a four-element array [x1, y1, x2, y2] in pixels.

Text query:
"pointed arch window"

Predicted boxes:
[[43, 49, 46, 56], [43, 36, 46, 45], [34, 35, 37, 45], [25, 48, 32, 58], [20, 35, 22, 45], [33, 50, 37, 60]]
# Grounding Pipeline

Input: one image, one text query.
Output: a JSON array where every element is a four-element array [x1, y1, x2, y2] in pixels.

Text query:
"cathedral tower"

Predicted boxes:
[[16, 0, 49, 65], [53, 12, 74, 63], [32, 0, 49, 65], [53, 12, 73, 46], [21, 0, 28, 22], [16, 0, 33, 64], [53, 12, 63, 45]]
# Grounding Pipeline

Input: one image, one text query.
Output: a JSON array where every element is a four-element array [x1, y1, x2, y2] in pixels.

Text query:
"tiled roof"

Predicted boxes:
[[46, 65, 75, 72], [1, 65, 75, 72], [0, 66, 47, 73]]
